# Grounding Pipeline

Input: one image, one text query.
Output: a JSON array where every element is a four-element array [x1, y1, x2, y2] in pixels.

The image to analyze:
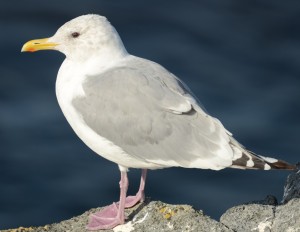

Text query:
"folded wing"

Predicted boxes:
[[72, 57, 235, 170]]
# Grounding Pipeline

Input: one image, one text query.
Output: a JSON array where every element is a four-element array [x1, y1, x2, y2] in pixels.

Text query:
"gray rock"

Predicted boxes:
[[282, 164, 300, 203], [220, 203, 275, 232], [3, 198, 300, 232], [1, 201, 232, 232], [2, 197, 300, 232], [221, 198, 300, 232], [246, 195, 278, 206], [272, 198, 300, 232], [2, 172, 300, 232]]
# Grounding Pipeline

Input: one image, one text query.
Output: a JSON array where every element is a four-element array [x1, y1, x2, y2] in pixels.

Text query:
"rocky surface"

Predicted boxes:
[[282, 163, 300, 204], [221, 198, 300, 232], [2, 198, 300, 232], [0, 200, 233, 232], [2, 169, 300, 232]]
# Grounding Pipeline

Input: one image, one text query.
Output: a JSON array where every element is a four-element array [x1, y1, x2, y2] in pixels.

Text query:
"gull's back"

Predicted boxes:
[[71, 55, 235, 170]]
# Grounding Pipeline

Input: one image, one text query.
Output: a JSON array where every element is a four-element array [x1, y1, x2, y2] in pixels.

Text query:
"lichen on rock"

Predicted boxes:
[[2, 170, 300, 232]]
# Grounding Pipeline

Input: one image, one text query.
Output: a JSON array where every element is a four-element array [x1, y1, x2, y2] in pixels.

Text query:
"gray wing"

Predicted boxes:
[[72, 56, 234, 170]]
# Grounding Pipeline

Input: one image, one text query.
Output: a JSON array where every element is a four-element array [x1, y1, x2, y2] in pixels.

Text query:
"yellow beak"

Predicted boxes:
[[21, 38, 58, 52]]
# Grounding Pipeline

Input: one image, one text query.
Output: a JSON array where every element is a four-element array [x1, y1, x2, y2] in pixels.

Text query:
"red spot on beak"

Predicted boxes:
[[28, 48, 36, 52]]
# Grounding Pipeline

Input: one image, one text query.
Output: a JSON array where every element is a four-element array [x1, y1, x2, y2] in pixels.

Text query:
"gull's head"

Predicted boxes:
[[21, 14, 127, 62]]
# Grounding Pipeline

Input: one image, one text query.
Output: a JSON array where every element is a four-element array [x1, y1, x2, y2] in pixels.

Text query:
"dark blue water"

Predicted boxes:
[[1, 0, 300, 230]]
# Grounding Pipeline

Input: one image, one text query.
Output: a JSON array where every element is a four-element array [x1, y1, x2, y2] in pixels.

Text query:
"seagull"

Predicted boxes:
[[21, 14, 295, 230]]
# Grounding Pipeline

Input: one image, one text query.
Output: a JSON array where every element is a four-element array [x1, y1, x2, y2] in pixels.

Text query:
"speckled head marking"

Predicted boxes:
[[48, 14, 127, 61]]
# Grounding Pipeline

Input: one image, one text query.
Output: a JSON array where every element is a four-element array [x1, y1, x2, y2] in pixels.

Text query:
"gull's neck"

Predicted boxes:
[[56, 45, 129, 95], [67, 45, 127, 73], [84, 48, 128, 75]]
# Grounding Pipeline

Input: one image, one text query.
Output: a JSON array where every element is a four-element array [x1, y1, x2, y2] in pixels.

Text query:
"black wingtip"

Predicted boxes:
[[231, 149, 296, 171], [267, 160, 296, 171]]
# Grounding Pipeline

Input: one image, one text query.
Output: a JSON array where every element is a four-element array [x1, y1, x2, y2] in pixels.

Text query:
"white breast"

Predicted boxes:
[[55, 59, 163, 170]]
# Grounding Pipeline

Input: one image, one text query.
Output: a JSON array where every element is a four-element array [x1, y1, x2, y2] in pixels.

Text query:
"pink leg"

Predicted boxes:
[[124, 169, 147, 208], [87, 171, 128, 230]]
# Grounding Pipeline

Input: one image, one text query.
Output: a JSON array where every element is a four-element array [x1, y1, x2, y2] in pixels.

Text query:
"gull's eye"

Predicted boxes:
[[71, 32, 80, 38]]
